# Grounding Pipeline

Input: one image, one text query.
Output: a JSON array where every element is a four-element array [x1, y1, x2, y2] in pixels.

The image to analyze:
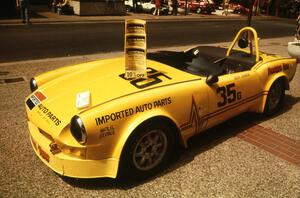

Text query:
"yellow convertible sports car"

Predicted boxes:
[[25, 27, 297, 180]]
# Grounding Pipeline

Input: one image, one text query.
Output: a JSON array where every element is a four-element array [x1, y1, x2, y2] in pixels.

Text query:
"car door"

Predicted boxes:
[[179, 81, 210, 138], [205, 70, 262, 129]]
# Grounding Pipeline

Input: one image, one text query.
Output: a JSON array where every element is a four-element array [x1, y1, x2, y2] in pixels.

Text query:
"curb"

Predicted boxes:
[[0, 13, 289, 26]]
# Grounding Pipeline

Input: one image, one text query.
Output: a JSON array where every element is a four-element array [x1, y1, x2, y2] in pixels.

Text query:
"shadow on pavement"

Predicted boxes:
[[61, 94, 299, 189]]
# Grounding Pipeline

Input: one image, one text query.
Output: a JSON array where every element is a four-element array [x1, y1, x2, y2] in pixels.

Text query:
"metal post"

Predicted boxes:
[[247, 0, 254, 26], [185, 0, 188, 15]]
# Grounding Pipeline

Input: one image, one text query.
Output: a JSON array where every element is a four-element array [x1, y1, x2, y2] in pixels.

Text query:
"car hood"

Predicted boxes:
[[26, 57, 199, 135]]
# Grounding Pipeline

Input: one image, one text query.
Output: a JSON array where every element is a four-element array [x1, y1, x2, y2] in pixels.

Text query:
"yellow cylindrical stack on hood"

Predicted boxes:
[[124, 19, 147, 79]]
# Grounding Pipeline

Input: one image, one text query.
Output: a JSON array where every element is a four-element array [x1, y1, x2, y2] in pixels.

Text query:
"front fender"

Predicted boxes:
[[112, 108, 180, 159]]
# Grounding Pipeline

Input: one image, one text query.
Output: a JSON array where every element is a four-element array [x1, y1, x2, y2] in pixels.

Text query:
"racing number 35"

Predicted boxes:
[[120, 67, 171, 89], [216, 83, 242, 107]]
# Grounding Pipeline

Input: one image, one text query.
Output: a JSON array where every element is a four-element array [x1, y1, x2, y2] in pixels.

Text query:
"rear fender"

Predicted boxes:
[[259, 74, 289, 113]]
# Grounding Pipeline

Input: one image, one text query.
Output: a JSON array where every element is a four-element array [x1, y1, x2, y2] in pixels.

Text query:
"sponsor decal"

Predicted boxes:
[[126, 23, 145, 34], [38, 145, 50, 163], [99, 126, 115, 139], [35, 91, 47, 101], [267, 63, 292, 76], [26, 97, 36, 110], [26, 91, 47, 110], [268, 65, 282, 75], [37, 104, 62, 126], [126, 36, 146, 48], [95, 97, 172, 126], [120, 67, 172, 89], [268, 64, 290, 76], [283, 63, 289, 71], [124, 19, 147, 79]]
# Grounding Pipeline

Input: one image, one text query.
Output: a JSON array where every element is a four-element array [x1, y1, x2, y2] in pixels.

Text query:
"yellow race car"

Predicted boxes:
[[25, 27, 297, 180]]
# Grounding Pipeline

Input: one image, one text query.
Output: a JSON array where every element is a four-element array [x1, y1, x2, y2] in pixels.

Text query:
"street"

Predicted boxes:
[[0, 17, 299, 197], [0, 19, 296, 62]]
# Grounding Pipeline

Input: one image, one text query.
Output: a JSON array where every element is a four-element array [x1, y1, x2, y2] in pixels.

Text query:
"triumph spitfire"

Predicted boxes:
[[25, 27, 297, 180]]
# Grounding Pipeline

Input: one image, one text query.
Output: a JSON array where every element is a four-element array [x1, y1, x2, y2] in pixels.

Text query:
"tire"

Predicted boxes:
[[196, 7, 201, 14], [119, 121, 175, 180], [126, 5, 131, 12], [222, 10, 228, 16], [264, 79, 285, 115], [151, 8, 155, 15]]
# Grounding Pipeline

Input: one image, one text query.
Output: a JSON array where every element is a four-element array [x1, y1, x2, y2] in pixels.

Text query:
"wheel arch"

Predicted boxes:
[[115, 114, 183, 179], [260, 75, 289, 112], [150, 7, 155, 14], [137, 116, 184, 148], [113, 112, 184, 162]]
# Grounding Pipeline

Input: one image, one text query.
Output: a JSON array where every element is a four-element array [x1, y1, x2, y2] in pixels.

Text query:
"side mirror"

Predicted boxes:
[[238, 38, 248, 49], [206, 73, 219, 85]]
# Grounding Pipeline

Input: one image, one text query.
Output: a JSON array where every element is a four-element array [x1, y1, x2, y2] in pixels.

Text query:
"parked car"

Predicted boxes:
[[232, 3, 249, 14], [124, 0, 142, 12], [169, 1, 190, 15], [180, 0, 215, 14], [140, 0, 169, 15], [25, 27, 297, 180], [168, 3, 189, 15]]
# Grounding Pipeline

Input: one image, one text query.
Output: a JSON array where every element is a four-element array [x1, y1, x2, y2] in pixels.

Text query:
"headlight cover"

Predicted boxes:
[[30, 78, 38, 92], [70, 115, 87, 144]]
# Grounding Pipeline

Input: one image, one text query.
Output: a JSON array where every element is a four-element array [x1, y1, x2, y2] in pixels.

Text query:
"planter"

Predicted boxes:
[[287, 41, 300, 60]]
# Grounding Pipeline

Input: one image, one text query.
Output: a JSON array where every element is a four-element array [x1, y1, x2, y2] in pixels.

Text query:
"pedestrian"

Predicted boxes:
[[172, 0, 178, 15], [106, 0, 116, 10], [153, 0, 161, 16], [296, 14, 300, 40], [133, 0, 138, 12], [16, 0, 30, 24]]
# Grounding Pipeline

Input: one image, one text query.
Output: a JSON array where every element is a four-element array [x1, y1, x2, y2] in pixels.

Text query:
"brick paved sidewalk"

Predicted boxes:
[[237, 125, 300, 167]]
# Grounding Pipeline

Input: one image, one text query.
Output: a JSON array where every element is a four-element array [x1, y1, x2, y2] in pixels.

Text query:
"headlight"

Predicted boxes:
[[30, 78, 38, 92], [70, 115, 87, 144]]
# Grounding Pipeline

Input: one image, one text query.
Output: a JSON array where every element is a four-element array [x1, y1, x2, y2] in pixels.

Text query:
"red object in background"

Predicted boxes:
[[155, 0, 161, 7], [179, 0, 215, 14], [232, 3, 250, 14]]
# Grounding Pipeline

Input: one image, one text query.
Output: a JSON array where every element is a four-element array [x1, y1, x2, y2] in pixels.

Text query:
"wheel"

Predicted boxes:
[[196, 7, 202, 14], [151, 8, 155, 15], [264, 79, 285, 115], [126, 5, 131, 12], [119, 121, 175, 180], [222, 10, 229, 16]]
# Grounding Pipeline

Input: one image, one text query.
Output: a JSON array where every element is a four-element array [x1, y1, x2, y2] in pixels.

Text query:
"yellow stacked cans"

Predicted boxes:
[[124, 19, 147, 79]]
